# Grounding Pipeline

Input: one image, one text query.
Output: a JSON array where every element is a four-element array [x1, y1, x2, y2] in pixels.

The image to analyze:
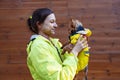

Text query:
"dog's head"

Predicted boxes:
[[68, 19, 83, 34]]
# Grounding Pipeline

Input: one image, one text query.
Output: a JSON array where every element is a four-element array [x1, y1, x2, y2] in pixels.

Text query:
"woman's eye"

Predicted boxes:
[[50, 20, 55, 23], [50, 21, 54, 23]]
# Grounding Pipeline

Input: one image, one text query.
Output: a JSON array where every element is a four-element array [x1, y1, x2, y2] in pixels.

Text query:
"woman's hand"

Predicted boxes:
[[71, 35, 88, 56], [62, 43, 74, 54]]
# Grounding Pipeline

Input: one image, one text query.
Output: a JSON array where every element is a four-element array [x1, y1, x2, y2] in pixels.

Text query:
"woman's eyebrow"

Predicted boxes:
[[50, 19, 56, 21]]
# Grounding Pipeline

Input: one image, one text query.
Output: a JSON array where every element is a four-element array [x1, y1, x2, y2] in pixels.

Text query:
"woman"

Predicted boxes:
[[26, 8, 88, 80]]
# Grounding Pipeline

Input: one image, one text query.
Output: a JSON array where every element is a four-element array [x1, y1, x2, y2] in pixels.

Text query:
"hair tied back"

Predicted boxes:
[[29, 16, 32, 19]]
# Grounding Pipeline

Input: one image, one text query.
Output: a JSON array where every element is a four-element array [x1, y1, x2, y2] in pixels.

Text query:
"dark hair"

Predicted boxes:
[[27, 8, 53, 34]]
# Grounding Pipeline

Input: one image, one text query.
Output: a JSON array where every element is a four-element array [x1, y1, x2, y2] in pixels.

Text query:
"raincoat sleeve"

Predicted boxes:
[[28, 44, 78, 80]]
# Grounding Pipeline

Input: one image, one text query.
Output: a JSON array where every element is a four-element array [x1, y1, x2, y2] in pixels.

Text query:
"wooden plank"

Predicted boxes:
[[21, 1, 50, 8], [0, 74, 32, 80], [92, 30, 120, 37], [51, 1, 67, 6], [0, 64, 29, 74], [89, 62, 120, 72], [0, 0, 18, 2], [0, 49, 27, 55], [68, 2, 112, 8], [8, 55, 27, 64], [91, 51, 120, 54], [89, 37, 120, 46], [68, 8, 114, 17], [0, 1, 21, 9], [90, 54, 110, 62], [110, 54, 120, 62], [0, 32, 31, 40], [0, 55, 8, 64], [68, 0, 113, 4], [91, 45, 120, 52]]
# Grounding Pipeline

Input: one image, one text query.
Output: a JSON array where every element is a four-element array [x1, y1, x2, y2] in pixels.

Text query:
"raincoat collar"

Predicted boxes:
[[30, 34, 50, 42], [30, 34, 59, 45], [30, 34, 39, 40]]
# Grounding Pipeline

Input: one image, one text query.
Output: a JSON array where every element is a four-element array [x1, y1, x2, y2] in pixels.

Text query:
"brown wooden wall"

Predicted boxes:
[[0, 0, 120, 80]]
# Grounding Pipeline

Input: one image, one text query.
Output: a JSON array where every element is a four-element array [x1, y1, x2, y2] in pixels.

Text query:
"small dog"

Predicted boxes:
[[62, 18, 92, 73]]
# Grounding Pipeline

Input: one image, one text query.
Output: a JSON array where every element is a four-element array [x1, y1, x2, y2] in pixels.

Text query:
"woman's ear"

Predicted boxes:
[[36, 21, 42, 30]]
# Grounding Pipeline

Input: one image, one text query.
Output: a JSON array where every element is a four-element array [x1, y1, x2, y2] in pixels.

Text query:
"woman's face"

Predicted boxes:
[[40, 13, 58, 36]]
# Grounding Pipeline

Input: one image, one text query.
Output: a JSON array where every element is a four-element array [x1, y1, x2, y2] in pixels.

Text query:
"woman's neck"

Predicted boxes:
[[38, 32, 50, 40]]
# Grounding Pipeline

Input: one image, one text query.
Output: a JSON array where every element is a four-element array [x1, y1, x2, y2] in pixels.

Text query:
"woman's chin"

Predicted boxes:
[[51, 31, 55, 34]]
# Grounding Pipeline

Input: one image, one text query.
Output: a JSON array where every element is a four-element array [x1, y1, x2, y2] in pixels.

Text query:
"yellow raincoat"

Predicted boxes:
[[70, 28, 92, 73], [26, 35, 88, 80]]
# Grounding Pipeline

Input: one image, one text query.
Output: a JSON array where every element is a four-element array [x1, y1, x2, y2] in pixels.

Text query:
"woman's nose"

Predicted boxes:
[[54, 23, 58, 28]]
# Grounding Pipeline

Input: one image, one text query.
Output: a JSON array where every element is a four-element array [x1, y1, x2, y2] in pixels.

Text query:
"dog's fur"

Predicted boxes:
[[61, 19, 83, 54]]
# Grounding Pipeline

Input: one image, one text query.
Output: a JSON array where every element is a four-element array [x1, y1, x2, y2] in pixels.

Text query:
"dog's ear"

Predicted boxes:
[[71, 18, 75, 23], [71, 19, 76, 28], [71, 19, 74, 23], [68, 18, 74, 34]]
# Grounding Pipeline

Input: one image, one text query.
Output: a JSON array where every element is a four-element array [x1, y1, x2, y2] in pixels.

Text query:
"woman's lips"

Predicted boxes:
[[52, 28, 55, 31], [51, 29, 55, 32]]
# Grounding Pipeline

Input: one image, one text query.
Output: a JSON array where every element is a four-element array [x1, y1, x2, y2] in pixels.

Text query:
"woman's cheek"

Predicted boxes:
[[43, 23, 54, 34], [50, 24, 55, 33], [46, 23, 54, 34], [42, 24, 50, 33]]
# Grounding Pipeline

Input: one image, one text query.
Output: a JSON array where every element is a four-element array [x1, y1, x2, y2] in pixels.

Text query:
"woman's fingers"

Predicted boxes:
[[88, 47, 91, 49], [71, 34, 90, 56], [71, 35, 89, 56], [78, 36, 87, 44], [83, 44, 88, 48], [77, 35, 83, 41], [77, 35, 88, 48], [83, 41, 88, 47]]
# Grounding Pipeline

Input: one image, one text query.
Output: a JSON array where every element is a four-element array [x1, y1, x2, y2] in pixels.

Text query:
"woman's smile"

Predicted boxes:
[[41, 13, 57, 35]]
